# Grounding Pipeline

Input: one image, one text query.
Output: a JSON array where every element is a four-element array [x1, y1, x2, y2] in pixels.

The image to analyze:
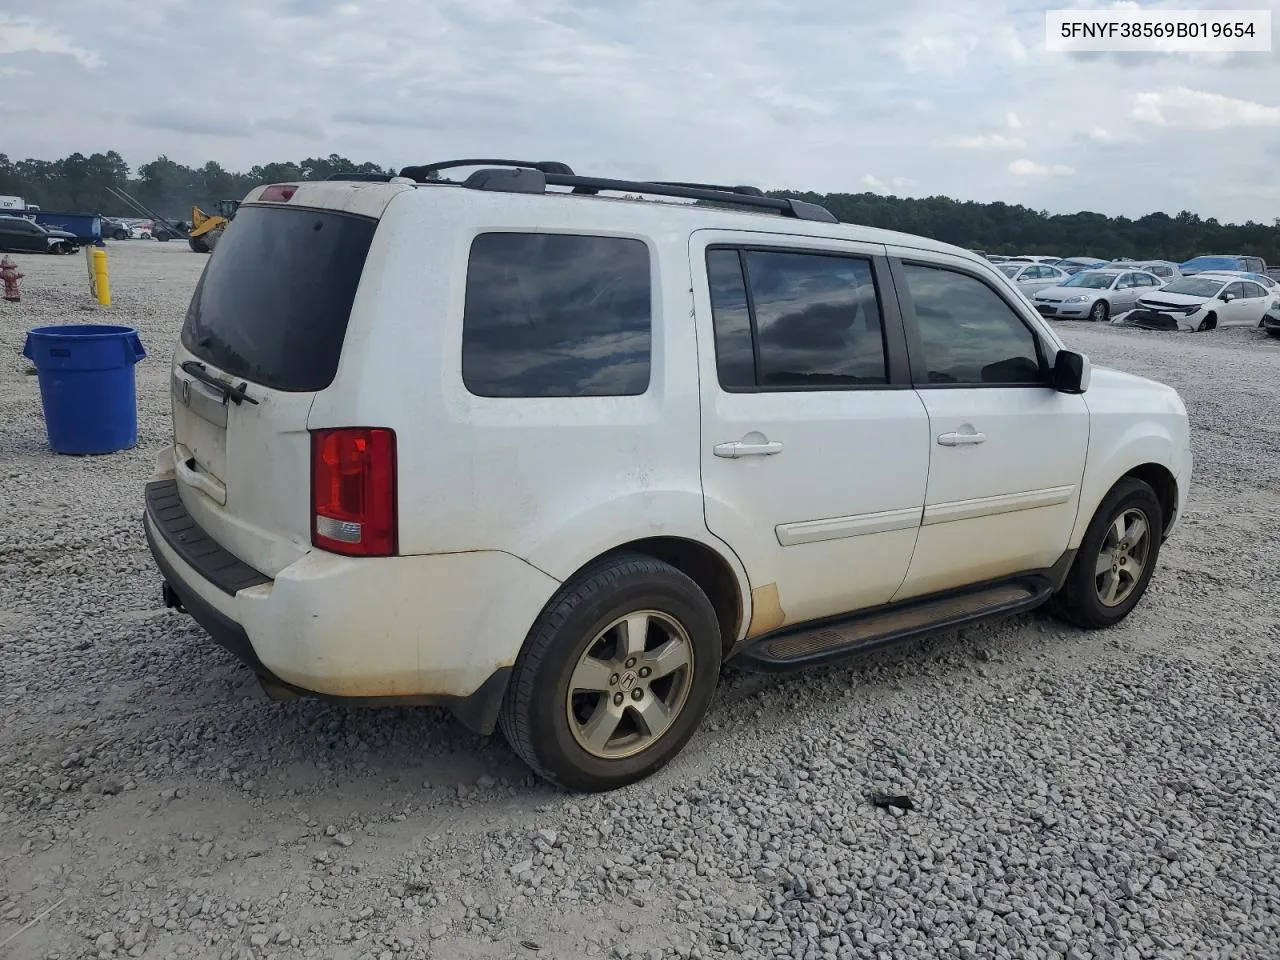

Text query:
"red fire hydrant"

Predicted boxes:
[[1, 256, 21, 302]]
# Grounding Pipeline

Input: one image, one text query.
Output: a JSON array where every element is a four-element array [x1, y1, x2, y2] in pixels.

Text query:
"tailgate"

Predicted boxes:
[[170, 196, 386, 577]]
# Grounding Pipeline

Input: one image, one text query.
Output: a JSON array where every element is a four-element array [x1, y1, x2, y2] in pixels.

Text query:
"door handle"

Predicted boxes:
[[714, 440, 784, 458], [937, 430, 987, 446]]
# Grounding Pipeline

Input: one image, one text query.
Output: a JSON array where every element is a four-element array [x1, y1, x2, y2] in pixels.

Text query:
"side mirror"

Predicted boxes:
[[1220, 292, 1235, 302], [1053, 349, 1090, 394]]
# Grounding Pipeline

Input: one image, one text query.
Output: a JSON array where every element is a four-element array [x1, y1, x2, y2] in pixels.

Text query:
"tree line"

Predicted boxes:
[[1, 151, 1277, 263]]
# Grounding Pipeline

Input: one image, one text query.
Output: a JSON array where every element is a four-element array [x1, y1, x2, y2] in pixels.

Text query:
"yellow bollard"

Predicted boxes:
[[92, 247, 111, 307]]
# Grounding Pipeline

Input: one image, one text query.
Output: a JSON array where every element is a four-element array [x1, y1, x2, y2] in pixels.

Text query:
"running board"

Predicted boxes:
[[738, 577, 1053, 671]]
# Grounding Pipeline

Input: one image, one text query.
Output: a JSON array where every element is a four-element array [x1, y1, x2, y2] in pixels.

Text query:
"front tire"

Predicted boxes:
[[500, 552, 722, 792], [1049, 477, 1163, 629], [1089, 300, 1109, 323], [1197, 313, 1217, 332]]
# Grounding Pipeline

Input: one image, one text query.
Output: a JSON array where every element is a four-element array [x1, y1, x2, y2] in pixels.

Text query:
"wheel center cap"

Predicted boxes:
[[619, 671, 639, 692]]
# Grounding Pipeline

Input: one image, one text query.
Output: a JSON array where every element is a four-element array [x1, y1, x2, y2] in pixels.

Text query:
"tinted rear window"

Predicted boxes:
[[461, 232, 652, 398], [181, 205, 377, 392]]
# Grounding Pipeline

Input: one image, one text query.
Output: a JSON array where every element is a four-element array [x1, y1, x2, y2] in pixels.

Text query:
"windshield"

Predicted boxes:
[[1182, 256, 1239, 271], [998, 264, 1022, 278], [1062, 272, 1115, 289], [1161, 278, 1224, 298]]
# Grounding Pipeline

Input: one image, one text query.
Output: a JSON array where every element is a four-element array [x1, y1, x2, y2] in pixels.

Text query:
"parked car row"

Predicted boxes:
[[0, 214, 80, 254]]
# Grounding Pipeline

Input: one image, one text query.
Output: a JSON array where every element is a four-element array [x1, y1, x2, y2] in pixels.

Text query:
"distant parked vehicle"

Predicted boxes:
[[1179, 254, 1268, 276], [0, 215, 79, 254], [1007, 255, 1062, 264], [1123, 274, 1278, 331], [1033, 269, 1164, 323], [1053, 257, 1109, 276], [1102, 260, 1180, 283], [102, 217, 134, 241], [998, 261, 1071, 296], [1193, 270, 1277, 291]]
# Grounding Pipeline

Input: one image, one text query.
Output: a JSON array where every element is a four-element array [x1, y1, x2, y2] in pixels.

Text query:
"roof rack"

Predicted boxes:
[[393, 159, 837, 223], [398, 158, 575, 180]]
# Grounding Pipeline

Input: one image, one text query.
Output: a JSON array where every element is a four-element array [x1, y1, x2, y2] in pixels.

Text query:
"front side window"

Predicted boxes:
[[705, 248, 888, 389], [900, 263, 1045, 386], [1224, 282, 1248, 300], [462, 232, 652, 398]]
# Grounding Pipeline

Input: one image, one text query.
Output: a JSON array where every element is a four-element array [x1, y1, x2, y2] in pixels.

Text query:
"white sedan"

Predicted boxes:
[[1122, 275, 1280, 331], [997, 262, 1071, 297]]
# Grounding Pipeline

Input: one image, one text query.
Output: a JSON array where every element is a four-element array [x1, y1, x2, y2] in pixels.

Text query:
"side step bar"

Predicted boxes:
[[737, 577, 1053, 671]]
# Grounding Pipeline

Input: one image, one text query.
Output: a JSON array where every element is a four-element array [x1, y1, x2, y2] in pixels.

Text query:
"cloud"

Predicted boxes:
[[945, 133, 1028, 151], [1133, 87, 1280, 129], [133, 110, 253, 137], [255, 116, 327, 138], [0, 14, 100, 68], [1005, 112, 1022, 130], [1088, 127, 1113, 142], [861, 174, 888, 193], [1009, 159, 1075, 177]]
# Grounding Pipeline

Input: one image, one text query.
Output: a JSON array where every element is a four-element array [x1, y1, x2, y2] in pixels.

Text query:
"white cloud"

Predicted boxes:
[[1005, 112, 1022, 130], [1088, 127, 1113, 142], [1133, 87, 1280, 129], [1009, 159, 1075, 177], [891, 177, 916, 189], [861, 174, 888, 193], [0, 14, 100, 68], [946, 133, 1028, 151]]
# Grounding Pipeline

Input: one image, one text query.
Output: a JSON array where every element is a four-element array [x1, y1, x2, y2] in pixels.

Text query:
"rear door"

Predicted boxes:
[[1234, 280, 1273, 325], [171, 196, 385, 576], [888, 251, 1089, 600], [691, 231, 929, 629]]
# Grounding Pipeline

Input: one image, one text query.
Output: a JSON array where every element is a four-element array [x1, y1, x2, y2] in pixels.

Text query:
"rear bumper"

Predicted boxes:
[[143, 479, 559, 734]]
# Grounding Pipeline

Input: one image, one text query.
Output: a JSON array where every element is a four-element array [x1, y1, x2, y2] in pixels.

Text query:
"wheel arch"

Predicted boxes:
[[1122, 462, 1178, 538], [562, 536, 749, 658]]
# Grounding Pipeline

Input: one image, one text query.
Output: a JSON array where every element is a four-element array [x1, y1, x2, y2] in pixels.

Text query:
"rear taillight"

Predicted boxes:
[[260, 184, 298, 202], [310, 428, 397, 557]]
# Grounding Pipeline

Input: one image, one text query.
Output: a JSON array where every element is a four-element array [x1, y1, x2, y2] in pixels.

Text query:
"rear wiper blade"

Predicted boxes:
[[180, 360, 259, 406]]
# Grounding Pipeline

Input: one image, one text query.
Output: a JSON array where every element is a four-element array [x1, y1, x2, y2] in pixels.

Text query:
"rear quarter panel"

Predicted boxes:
[[306, 188, 752, 610]]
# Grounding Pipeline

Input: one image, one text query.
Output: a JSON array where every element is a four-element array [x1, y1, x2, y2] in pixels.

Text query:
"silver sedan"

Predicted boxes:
[[997, 262, 1071, 297], [1030, 269, 1165, 323]]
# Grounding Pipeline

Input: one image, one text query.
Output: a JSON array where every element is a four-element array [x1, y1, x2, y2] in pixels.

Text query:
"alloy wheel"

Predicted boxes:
[[566, 610, 695, 760], [1095, 507, 1152, 607]]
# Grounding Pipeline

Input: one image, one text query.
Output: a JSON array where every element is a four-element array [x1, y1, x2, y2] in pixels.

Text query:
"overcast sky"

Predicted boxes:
[[2, 0, 1278, 223]]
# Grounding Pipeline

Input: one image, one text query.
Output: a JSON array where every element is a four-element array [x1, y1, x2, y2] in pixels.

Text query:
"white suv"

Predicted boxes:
[[144, 160, 1192, 791]]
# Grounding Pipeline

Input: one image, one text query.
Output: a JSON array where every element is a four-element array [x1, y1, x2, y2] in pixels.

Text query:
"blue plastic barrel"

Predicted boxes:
[[22, 324, 147, 455]]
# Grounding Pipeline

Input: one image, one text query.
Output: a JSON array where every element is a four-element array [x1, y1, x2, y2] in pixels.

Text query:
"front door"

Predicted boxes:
[[888, 253, 1090, 601], [691, 231, 930, 633]]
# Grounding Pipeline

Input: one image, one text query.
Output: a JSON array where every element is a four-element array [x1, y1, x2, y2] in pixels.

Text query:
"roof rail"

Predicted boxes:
[[398, 159, 575, 180], [649, 181, 766, 197], [394, 159, 838, 223]]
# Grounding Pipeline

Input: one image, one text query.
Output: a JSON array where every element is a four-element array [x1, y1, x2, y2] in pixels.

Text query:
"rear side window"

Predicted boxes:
[[181, 205, 376, 392], [706, 247, 888, 389], [461, 233, 651, 398]]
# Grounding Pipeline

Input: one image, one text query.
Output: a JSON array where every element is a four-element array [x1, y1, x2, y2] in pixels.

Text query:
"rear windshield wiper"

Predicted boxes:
[[180, 360, 260, 406]]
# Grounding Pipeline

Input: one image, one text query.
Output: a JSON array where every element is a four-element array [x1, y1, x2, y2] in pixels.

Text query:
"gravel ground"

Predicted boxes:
[[2, 241, 1279, 960]]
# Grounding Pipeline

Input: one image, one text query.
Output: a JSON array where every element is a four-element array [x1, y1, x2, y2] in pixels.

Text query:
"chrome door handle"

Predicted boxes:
[[937, 431, 986, 446], [714, 440, 784, 458]]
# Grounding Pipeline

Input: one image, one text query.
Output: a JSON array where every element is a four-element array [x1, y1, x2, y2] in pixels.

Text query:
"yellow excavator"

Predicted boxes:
[[188, 200, 240, 253]]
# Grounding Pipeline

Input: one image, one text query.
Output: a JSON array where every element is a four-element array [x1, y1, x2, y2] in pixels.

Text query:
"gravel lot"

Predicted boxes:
[[2, 241, 1279, 960]]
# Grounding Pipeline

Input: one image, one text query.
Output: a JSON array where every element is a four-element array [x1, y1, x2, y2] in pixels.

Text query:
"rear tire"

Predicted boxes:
[[500, 552, 722, 792], [1048, 477, 1163, 629], [113, 229, 129, 241], [188, 235, 210, 254]]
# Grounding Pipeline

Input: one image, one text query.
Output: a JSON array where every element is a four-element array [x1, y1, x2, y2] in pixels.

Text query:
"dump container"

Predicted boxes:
[[33, 211, 103, 243], [22, 324, 147, 455]]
